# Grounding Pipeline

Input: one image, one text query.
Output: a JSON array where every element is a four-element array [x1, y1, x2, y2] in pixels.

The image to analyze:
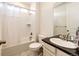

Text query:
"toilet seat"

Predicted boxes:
[[29, 42, 42, 49]]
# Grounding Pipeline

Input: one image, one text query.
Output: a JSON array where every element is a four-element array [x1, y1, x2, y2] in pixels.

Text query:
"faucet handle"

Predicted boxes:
[[59, 34, 65, 39]]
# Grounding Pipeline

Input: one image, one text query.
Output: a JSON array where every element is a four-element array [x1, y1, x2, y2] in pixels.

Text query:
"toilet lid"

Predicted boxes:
[[29, 43, 42, 48]]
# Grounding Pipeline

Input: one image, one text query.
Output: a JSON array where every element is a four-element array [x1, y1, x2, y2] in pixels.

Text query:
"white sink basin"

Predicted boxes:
[[50, 38, 77, 49]]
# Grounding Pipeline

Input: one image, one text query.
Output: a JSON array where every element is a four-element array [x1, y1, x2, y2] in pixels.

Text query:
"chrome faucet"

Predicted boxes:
[[29, 32, 32, 41], [75, 27, 79, 46], [66, 32, 70, 41], [59, 30, 72, 41], [64, 30, 73, 41]]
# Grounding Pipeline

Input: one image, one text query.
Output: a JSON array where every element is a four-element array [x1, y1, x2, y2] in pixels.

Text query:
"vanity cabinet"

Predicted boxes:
[[43, 47, 55, 56], [56, 49, 69, 56], [42, 41, 70, 56], [42, 42, 56, 56]]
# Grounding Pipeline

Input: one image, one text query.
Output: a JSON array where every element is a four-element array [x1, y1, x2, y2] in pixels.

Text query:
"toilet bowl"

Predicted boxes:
[[29, 42, 42, 51], [29, 34, 47, 55], [29, 42, 42, 56]]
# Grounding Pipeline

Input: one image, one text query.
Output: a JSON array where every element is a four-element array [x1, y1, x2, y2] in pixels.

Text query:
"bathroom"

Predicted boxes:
[[0, 2, 79, 56]]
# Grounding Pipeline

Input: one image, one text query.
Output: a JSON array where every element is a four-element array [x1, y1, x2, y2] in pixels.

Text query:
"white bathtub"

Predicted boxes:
[[1, 38, 34, 56]]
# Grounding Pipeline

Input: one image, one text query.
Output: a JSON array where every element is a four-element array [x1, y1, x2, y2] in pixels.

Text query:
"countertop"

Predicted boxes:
[[42, 35, 79, 56]]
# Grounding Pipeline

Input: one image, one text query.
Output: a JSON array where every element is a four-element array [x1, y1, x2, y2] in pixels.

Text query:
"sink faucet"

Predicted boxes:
[[59, 30, 73, 42], [75, 27, 79, 46], [66, 32, 70, 41], [64, 30, 73, 41]]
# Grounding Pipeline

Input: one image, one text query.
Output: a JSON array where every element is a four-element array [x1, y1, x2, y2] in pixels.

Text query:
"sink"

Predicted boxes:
[[50, 38, 77, 49]]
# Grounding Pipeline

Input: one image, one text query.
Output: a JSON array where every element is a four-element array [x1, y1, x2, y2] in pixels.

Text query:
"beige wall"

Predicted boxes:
[[0, 3, 3, 55], [0, 2, 54, 48], [1, 3, 33, 47], [0, 10, 2, 56], [7, 2, 30, 9], [54, 3, 67, 35], [54, 2, 79, 36], [66, 2, 79, 36], [39, 2, 54, 37]]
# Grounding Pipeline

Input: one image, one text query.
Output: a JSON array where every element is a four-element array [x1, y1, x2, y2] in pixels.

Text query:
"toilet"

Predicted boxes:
[[29, 34, 46, 56]]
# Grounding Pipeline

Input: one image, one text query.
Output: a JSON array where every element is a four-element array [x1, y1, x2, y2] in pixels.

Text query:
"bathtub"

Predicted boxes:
[[1, 38, 34, 56]]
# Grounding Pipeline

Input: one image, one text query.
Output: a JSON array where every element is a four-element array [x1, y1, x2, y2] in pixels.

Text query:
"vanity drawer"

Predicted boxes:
[[42, 42, 56, 54], [43, 47, 55, 56]]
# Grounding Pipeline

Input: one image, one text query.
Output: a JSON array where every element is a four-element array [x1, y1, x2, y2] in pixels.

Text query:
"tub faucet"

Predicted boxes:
[[29, 32, 32, 41]]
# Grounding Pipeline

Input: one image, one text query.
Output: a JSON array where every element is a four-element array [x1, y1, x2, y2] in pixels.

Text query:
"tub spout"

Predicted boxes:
[[0, 40, 6, 45]]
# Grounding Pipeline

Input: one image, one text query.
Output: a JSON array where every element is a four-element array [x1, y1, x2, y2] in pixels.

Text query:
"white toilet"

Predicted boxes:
[[29, 34, 46, 56]]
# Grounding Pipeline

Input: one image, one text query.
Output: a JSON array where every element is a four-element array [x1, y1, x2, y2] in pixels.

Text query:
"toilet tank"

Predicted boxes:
[[38, 34, 47, 43]]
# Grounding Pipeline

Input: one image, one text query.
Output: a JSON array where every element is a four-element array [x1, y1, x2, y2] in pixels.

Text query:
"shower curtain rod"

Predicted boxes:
[[2, 2, 36, 12]]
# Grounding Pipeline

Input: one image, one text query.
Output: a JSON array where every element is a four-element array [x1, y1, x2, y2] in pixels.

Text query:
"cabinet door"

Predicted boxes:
[[43, 47, 55, 56], [43, 42, 56, 54], [56, 49, 70, 56]]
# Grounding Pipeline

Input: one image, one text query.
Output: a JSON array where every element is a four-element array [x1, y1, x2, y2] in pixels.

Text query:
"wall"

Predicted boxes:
[[39, 2, 54, 37], [7, 2, 30, 9], [29, 3, 37, 41], [54, 2, 79, 37], [66, 2, 79, 36], [54, 3, 67, 35], [0, 3, 3, 55], [34, 3, 40, 41], [0, 3, 33, 47]]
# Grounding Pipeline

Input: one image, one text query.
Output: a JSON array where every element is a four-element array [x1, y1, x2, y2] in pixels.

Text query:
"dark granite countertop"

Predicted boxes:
[[42, 35, 79, 56]]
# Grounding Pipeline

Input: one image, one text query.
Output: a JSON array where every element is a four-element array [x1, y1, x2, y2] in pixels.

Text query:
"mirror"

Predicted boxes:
[[53, 2, 79, 38]]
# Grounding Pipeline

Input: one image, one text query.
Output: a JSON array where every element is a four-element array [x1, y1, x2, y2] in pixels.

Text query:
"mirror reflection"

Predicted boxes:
[[54, 2, 79, 41]]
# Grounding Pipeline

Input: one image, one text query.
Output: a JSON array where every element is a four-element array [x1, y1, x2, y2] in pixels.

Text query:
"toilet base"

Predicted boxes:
[[29, 47, 43, 56]]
